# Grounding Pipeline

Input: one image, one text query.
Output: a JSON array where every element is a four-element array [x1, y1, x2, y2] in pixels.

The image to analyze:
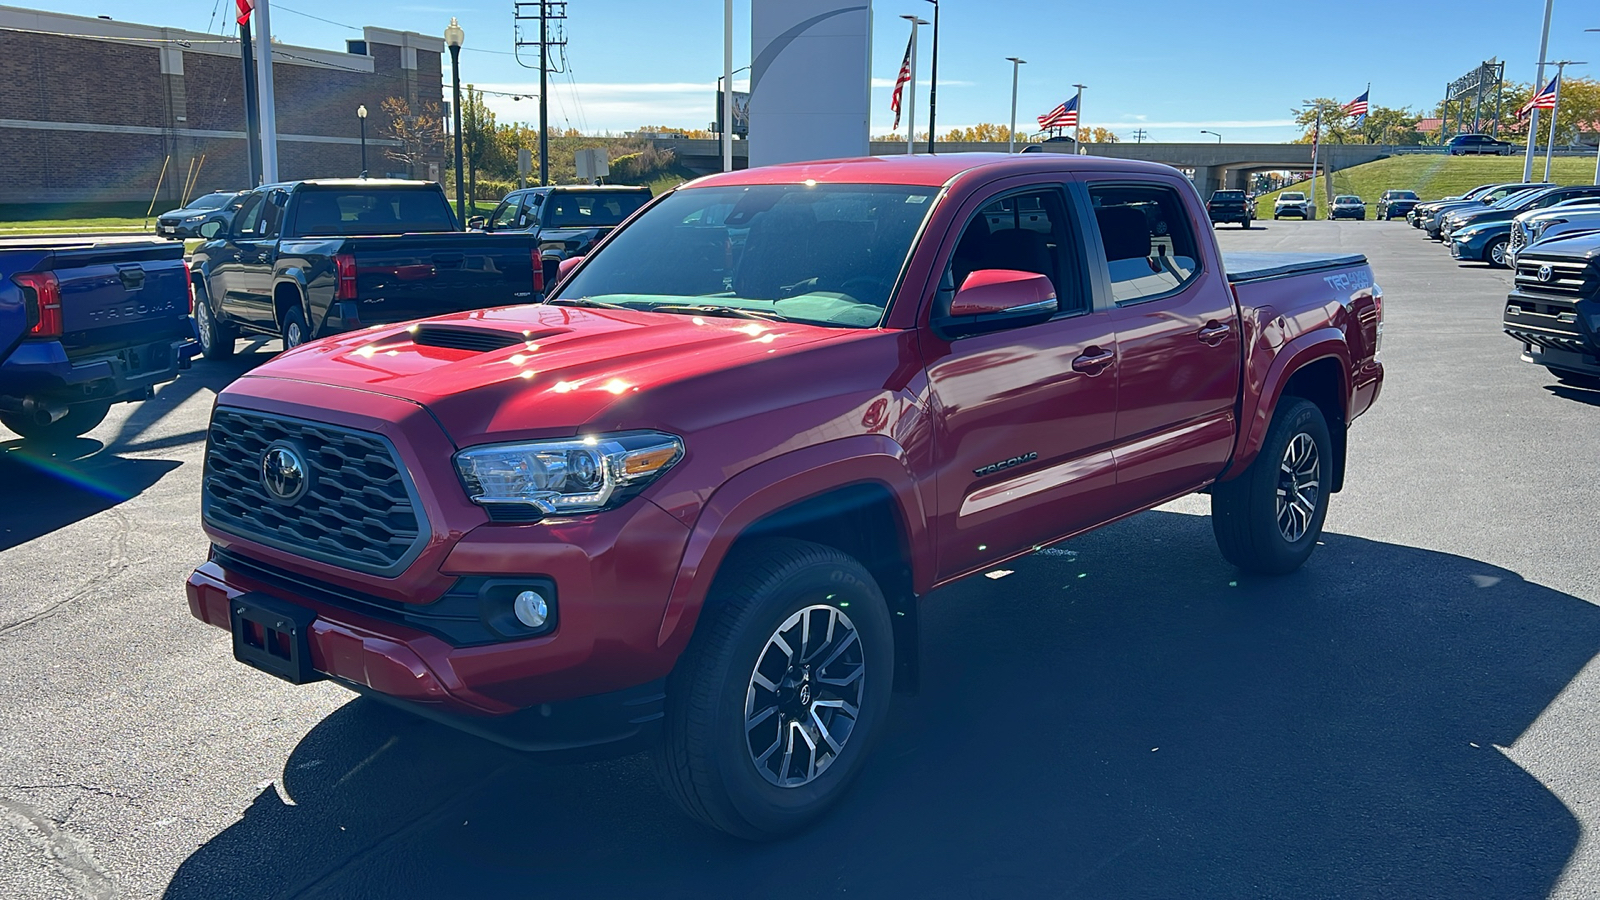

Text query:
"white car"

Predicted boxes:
[[1274, 191, 1316, 220], [1508, 198, 1600, 268]]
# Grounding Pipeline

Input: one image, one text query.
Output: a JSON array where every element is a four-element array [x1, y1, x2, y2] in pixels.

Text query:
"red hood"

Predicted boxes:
[[235, 305, 847, 443]]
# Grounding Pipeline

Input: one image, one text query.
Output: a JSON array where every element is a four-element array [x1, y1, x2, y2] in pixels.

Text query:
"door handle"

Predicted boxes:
[[1071, 347, 1115, 375], [1198, 321, 1233, 346]]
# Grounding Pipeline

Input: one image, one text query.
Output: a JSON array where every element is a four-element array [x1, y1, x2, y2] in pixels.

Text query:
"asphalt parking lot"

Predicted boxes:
[[3, 219, 1599, 899]]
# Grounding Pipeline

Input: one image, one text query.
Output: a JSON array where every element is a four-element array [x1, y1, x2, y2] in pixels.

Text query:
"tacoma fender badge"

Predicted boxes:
[[974, 452, 1037, 478]]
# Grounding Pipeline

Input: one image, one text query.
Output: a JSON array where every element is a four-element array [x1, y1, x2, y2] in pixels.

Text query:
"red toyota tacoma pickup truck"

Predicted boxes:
[[186, 154, 1383, 839]]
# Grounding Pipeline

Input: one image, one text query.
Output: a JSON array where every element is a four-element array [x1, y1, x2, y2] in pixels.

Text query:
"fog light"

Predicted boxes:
[[513, 590, 549, 628]]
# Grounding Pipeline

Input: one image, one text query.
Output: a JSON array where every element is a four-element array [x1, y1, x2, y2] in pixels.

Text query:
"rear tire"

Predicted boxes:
[[0, 401, 112, 443], [652, 538, 894, 840], [1211, 398, 1332, 575], [1242, 218, 1252, 229], [280, 306, 310, 351]]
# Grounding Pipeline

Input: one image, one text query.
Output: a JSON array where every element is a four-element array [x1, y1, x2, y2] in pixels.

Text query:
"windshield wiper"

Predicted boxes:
[[649, 304, 789, 322], [545, 297, 631, 310]]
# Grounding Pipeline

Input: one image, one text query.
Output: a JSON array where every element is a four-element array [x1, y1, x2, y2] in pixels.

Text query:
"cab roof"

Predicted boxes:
[[684, 152, 1186, 189]]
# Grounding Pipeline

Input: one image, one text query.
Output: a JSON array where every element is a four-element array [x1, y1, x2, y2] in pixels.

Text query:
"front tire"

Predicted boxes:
[[1211, 398, 1332, 575], [0, 401, 112, 443], [193, 281, 237, 360], [653, 538, 894, 840]]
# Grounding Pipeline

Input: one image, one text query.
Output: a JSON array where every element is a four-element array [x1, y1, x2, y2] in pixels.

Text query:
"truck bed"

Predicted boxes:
[[1223, 252, 1369, 283]]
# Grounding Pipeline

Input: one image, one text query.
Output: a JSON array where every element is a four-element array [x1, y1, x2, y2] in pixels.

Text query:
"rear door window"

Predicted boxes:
[[1086, 183, 1201, 304]]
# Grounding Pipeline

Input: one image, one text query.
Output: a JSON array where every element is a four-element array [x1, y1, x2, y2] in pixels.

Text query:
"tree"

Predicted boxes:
[[1292, 98, 1360, 144], [1082, 126, 1120, 144], [1360, 105, 1422, 145], [380, 97, 444, 178], [936, 123, 1039, 143]]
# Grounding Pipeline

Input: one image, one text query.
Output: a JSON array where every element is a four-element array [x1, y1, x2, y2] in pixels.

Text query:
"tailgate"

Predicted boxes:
[[45, 243, 190, 355], [351, 234, 540, 323]]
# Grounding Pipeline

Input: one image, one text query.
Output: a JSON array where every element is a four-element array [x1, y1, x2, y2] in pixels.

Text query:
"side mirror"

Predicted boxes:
[[466, 215, 487, 231], [933, 269, 1058, 339], [199, 219, 223, 240], [556, 255, 585, 281]]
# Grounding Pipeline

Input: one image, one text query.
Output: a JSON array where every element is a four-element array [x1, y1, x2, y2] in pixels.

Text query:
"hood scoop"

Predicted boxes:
[[410, 324, 534, 353]]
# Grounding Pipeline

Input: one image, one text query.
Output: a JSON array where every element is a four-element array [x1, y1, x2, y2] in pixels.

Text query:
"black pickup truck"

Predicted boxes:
[[0, 241, 196, 442], [189, 180, 542, 359], [1206, 189, 1253, 228], [472, 185, 651, 284], [1502, 233, 1600, 387]]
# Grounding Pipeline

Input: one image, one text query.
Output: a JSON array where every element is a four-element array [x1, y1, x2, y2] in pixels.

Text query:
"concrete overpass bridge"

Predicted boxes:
[[652, 138, 1410, 196]]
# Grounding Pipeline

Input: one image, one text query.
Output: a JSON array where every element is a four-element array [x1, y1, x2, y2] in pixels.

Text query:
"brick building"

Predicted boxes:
[[0, 5, 445, 208]]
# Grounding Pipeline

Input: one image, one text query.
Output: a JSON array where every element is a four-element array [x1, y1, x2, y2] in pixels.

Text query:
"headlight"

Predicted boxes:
[[183, 214, 208, 223], [1533, 219, 1564, 238], [453, 431, 683, 517]]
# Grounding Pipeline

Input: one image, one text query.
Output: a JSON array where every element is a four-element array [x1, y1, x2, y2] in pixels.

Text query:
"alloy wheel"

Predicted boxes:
[[284, 321, 304, 348], [745, 604, 865, 788], [1275, 432, 1320, 543]]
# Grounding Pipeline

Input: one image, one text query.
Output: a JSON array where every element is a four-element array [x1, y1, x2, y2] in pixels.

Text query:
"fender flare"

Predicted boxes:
[[653, 435, 931, 657], [270, 269, 312, 329], [1225, 327, 1351, 480]]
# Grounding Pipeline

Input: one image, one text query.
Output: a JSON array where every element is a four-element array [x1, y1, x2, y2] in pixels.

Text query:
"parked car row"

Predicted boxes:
[[1406, 180, 1600, 268]]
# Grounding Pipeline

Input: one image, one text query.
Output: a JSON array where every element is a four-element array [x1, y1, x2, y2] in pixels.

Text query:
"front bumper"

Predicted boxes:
[[1330, 208, 1365, 219], [185, 380, 693, 745]]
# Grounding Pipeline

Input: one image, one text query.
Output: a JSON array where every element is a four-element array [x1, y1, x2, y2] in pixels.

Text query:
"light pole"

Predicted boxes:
[[1591, 31, 1600, 184], [900, 16, 928, 155], [722, 0, 733, 173], [716, 64, 751, 156], [444, 18, 465, 224], [1540, 60, 1585, 181], [357, 104, 368, 178], [1524, 0, 1554, 181], [1006, 57, 1025, 153], [924, 0, 939, 153], [1200, 129, 1223, 143]]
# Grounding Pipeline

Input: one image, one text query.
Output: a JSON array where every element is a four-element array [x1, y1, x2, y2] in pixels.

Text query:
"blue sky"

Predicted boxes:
[[43, 0, 1600, 142]]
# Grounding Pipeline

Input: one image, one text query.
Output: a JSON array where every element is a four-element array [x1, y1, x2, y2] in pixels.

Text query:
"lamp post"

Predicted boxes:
[[444, 18, 465, 223], [722, 0, 733, 173], [357, 104, 368, 178], [1524, 0, 1554, 181], [1200, 129, 1223, 143], [1006, 57, 1025, 153], [1539, 59, 1585, 181], [924, 0, 939, 153], [716, 64, 751, 154], [900, 15, 929, 155]]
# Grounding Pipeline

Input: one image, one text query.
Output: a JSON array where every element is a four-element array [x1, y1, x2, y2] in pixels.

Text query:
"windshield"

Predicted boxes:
[[1280, 192, 1305, 201], [1390, 191, 1418, 200], [289, 187, 456, 236], [543, 191, 651, 227], [1492, 189, 1546, 209], [186, 193, 235, 210], [1336, 196, 1361, 204], [552, 183, 938, 328]]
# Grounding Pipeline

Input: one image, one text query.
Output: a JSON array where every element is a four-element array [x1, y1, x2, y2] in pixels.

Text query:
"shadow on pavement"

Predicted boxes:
[[163, 511, 1600, 899], [0, 351, 266, 551], [1546, 384, 1600, 407]]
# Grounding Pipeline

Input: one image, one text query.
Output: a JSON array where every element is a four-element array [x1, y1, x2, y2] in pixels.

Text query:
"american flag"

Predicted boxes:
[[1520, 77, 1558, 118], [1344, 90, 1369, 123], [236, 0, 254, 24], [1038, 95, 1079, 130], [890, 34, 912, 130]]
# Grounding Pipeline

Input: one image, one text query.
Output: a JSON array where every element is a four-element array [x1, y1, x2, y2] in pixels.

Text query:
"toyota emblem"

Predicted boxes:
[[1538, 264, 1554, 283], [261, 443, 309, 503]]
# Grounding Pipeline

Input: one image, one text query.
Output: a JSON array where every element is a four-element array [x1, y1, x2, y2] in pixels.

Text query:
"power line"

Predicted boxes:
[[272, 4, 361, 32]]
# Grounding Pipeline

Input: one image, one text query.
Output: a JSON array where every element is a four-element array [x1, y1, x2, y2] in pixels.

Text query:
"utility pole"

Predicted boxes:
[[1132, 128, 1148, 144], [254, 0, 279, 181], [1006, 57, 1025, 153], [924, 0, 939, 153], [1525, 0, 1554, 182], [514, 2, 568, 185]]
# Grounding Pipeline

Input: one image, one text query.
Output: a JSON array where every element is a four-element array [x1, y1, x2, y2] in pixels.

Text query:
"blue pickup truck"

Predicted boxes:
[[1, 242, 198, 443]]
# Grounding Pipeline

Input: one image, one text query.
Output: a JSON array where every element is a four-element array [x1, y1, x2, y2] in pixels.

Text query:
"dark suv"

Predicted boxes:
[[1377, 190, 1419, 220], [1206, 189, 1254, 228], [1447, 134, 1515, 156], [474, 185, 652, 282]]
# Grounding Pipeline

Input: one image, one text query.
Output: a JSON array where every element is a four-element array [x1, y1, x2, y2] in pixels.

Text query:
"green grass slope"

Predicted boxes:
[[1253, 154, 1600, 218]]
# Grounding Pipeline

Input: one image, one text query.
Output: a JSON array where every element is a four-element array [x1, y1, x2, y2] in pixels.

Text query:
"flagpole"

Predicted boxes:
[[721, 0, 732, 173], [900, 16, 927, 155], [1525, 0, 1554, 182], [1072, 84, 1085, 153], [239, 16, 264, 187], [255, 0, 279, 181], [1006, 57, 1025, 153]]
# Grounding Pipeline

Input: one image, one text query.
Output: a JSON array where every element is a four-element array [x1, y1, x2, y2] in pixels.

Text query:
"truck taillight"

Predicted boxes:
[[14, 272, 62, 338], [183, 261, 194, 314], [531, 248, 545, 296], [334, 253, 358, 301]]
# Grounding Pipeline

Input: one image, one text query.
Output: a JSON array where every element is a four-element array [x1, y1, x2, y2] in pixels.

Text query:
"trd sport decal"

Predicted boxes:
[[973, 452, 1037, 478]]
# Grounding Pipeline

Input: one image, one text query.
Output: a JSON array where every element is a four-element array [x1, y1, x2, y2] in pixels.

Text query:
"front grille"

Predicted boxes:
[[203, 408, 426, 576], [1513, 257, 1594, 297], [411, 324, 525, 353], [1509, 225, 1526, 254]]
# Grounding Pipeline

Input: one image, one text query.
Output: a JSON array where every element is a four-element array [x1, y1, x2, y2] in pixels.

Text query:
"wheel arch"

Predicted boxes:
[[655, 437, 930, 693], [1225, 332, 1351, 491]]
